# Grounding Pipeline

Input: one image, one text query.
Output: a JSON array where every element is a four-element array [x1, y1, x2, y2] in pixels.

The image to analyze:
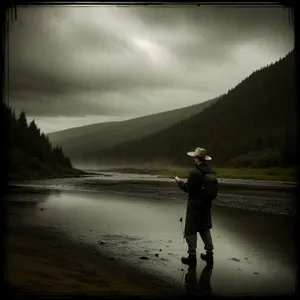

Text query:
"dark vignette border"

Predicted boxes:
[[1, 0, 297, 299]]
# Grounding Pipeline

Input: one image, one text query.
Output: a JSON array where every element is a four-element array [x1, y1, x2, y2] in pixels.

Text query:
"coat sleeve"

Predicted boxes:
[[178, 171, 197, 193]]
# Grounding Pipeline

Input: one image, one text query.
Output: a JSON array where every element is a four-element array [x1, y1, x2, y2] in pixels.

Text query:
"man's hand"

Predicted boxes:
[[175, 176, 181, 183]]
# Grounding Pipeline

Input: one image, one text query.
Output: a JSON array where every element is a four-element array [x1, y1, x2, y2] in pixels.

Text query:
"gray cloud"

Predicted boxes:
[[131, 6, 293, 65], [7, 5, 294, 132]]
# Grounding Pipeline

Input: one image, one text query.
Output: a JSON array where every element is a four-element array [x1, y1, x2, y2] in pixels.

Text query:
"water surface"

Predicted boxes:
[[8, 182, 296, 296]]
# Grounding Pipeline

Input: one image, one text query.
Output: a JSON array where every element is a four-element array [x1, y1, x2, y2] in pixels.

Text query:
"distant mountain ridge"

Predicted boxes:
[[95, 50, 296, 169], [48, 97, 219, 164]]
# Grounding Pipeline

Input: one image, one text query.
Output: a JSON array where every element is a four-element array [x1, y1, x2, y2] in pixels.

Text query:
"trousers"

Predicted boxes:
[[185, 230, 214, 256]]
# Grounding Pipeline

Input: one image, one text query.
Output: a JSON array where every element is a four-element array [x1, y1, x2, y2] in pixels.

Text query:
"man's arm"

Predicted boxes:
[[177, 171, 196, 193]]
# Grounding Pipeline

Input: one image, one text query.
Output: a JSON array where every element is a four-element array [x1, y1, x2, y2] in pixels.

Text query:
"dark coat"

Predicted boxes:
[[178, 162, 214, 235]]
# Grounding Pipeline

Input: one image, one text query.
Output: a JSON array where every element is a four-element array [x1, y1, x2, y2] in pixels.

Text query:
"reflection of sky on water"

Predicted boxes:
[[8, 188, 296, 295]]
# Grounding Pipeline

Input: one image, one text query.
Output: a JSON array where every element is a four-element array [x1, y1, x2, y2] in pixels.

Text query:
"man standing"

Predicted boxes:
[[175, 147, 217, 266]]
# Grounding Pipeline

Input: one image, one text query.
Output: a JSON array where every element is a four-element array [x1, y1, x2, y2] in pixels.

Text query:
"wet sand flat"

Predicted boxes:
[[8, 223, 180, 296]]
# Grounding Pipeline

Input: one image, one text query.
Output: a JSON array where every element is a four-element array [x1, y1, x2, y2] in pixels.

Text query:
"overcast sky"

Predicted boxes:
[[7, 5, 294, 133]]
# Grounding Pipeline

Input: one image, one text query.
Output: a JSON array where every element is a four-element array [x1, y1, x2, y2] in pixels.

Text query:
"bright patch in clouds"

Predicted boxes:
[[8, 6, 294, 133]]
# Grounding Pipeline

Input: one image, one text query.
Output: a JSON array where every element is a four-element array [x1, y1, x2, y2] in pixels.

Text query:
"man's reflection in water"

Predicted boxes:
[[185, 265, 213, 296]]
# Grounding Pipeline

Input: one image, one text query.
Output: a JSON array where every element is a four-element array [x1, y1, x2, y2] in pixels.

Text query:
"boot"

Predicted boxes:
[[181, 255, 197, 266], [200, 252, 214, 266]]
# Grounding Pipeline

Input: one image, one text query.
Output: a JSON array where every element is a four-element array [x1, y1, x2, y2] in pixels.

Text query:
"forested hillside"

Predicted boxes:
[[96, 50, 296, 169], [3, 101, 82, 179], [48, 97, 219, 164]]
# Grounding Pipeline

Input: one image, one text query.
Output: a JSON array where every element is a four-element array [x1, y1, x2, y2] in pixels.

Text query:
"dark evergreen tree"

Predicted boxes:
[[18, 111, 28, 128], [3, 102, 75, 178], [29, 119, 41, 136]]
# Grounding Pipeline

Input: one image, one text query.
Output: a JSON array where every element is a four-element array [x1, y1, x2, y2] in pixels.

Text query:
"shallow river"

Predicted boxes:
[[7, 174, 297, 296]]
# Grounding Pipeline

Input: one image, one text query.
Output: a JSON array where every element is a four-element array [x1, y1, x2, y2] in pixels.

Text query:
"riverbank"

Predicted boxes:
[[7, 172, 296, 217], [74, 178, 296, 217], [97, 167, 297, 182], [7, 168, 87, 181], [8, 222, 181, 296]]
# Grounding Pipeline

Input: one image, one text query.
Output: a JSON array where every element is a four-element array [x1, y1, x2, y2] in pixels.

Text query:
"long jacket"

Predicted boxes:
[[178, 162, 214, 235]]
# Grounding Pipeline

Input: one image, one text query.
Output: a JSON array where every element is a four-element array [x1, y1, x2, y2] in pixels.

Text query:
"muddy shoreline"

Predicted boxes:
[[8, 220, 183, 296]]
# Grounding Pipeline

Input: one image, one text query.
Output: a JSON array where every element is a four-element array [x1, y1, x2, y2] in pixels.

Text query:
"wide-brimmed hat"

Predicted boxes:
[[187, 147, 212, 160]]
